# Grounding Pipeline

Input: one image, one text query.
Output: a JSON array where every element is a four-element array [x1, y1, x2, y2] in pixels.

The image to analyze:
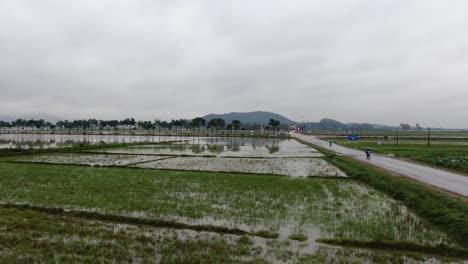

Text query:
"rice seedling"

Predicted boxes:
[[0, 207, 458, 263], [134, 157, 345, 177], [1, 136, 466, 262], [15, 153, 165, 166], [93, 138, 323, 158], [0, 163, 451, 246]]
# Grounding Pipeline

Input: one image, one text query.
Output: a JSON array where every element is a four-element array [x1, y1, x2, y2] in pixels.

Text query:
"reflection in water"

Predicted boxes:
[[189, 145, 204, 154], [0, 134, 290, 154], [207, 145, 225, 154], [229, 144, 241, 152], [0, 134, 185, 149], [103, 138, 322, 158], [181, 137, 280, 154], [266, 145, 280, 154]]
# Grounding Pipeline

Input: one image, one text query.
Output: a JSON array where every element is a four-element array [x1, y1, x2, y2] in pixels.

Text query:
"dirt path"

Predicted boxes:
[[294, 133, 468, 198]]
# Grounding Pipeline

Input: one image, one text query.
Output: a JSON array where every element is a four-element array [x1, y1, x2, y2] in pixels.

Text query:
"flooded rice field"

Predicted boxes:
[[0, 207, 450, 264], [97, 137, 323, 158], [134, 157, 345, 177], [154, 180, 450, 246], [17, 153, 165, 166], [1, 135, 466, 263], [10, 138, 335, 177], [0, 165, 450, 246], [0, 133, 183, 149]]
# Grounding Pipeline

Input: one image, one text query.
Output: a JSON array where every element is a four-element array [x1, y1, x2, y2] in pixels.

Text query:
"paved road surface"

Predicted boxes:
[[294, 133, 468, 198]]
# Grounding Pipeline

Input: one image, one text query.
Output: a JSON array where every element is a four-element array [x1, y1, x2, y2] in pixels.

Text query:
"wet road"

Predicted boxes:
[[294, 133, 468, 198]]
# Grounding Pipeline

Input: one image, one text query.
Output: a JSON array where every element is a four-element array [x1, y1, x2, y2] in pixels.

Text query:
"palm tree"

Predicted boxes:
[[192, 117, 206, 135], [208, 118, 225, 134], [56, 121, 64, 133], [268, 119, 281, 135], [231, 120, 241, 130]]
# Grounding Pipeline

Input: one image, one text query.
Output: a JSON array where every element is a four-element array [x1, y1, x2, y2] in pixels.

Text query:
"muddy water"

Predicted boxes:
[[101, 137, 323, 158], [18, 154, 166, 166], [135, 157, 345, 177], [0, 134, 186, 149]]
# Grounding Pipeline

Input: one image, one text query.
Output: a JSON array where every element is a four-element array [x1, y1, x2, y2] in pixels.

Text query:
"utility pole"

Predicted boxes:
[[427, 127, 431, 147], [396, 128, 399, 147]]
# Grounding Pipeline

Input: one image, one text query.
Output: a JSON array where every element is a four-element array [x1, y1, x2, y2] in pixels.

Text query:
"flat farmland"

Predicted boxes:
[[0, 137, 467, 263]]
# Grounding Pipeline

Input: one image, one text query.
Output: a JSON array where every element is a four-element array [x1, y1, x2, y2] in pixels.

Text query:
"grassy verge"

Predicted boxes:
[[296, 138, 468, 247], [317, 238, 468, 259], [288, 234, 308, 242]]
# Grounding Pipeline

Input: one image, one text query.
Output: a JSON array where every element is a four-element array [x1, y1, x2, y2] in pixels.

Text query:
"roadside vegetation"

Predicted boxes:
[[326, 139, 468, 174], [296, 138, 468, 247]]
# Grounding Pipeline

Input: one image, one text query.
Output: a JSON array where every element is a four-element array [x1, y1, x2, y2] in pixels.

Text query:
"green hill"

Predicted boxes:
[[202, 111, 295, 125]]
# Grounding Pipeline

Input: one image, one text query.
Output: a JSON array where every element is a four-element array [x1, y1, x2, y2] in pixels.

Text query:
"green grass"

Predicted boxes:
[[2, 137, 468, 262], [2, 136, 468, 261], [1, 206, 447, 263], [0, 207, 269, 263], [306, 130, 468, 138], [0, 162, 451, 245], [316, 238, 468, 258], [288, 234, 308, 242], [1, 203, 272, 237], [296, 138, 468, 247], [327, 139, 468, 174]]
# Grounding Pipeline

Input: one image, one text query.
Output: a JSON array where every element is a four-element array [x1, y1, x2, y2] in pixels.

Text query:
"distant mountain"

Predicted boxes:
[[303, 118, 398, 131], [0, 115, 14, 122], [202, 111, 295, 125], [0, 113, 63, 123]]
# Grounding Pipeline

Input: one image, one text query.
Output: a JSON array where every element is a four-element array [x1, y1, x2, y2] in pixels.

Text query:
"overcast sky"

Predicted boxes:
[[1, 0, 467, 128]]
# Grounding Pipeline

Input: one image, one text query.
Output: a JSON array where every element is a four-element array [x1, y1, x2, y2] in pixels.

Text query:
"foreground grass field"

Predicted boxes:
[[0, 163, 449, 244], [0, 162, 467, 262], [0, 138, 467, 263], [3, 207, 456, 263]]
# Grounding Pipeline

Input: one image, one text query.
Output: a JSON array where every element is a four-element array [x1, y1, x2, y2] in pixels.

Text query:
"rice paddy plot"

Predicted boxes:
[[1, 135, 466, 262], [95, 137, 323, 158], [134, 157, 345, 177], [0, 207, 450, 264], [15, 153, 165, 166], [0, 133, 181, 149], [0, 163, 451, 247]]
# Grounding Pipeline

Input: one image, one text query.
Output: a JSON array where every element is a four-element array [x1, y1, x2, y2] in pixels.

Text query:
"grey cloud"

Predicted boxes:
[[0, 0, 467, 127]]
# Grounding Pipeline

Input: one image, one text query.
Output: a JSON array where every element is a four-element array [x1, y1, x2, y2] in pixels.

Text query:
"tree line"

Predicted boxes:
[[0, 117, 282, 133]]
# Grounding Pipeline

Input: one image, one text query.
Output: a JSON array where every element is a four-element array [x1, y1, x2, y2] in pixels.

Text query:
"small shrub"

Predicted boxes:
[[252, 230, 279, 239], [288, 234, 308, 242]]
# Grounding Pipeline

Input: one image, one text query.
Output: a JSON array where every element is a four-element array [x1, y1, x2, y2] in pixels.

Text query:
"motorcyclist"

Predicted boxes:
[[365, 148, 372, 160]]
